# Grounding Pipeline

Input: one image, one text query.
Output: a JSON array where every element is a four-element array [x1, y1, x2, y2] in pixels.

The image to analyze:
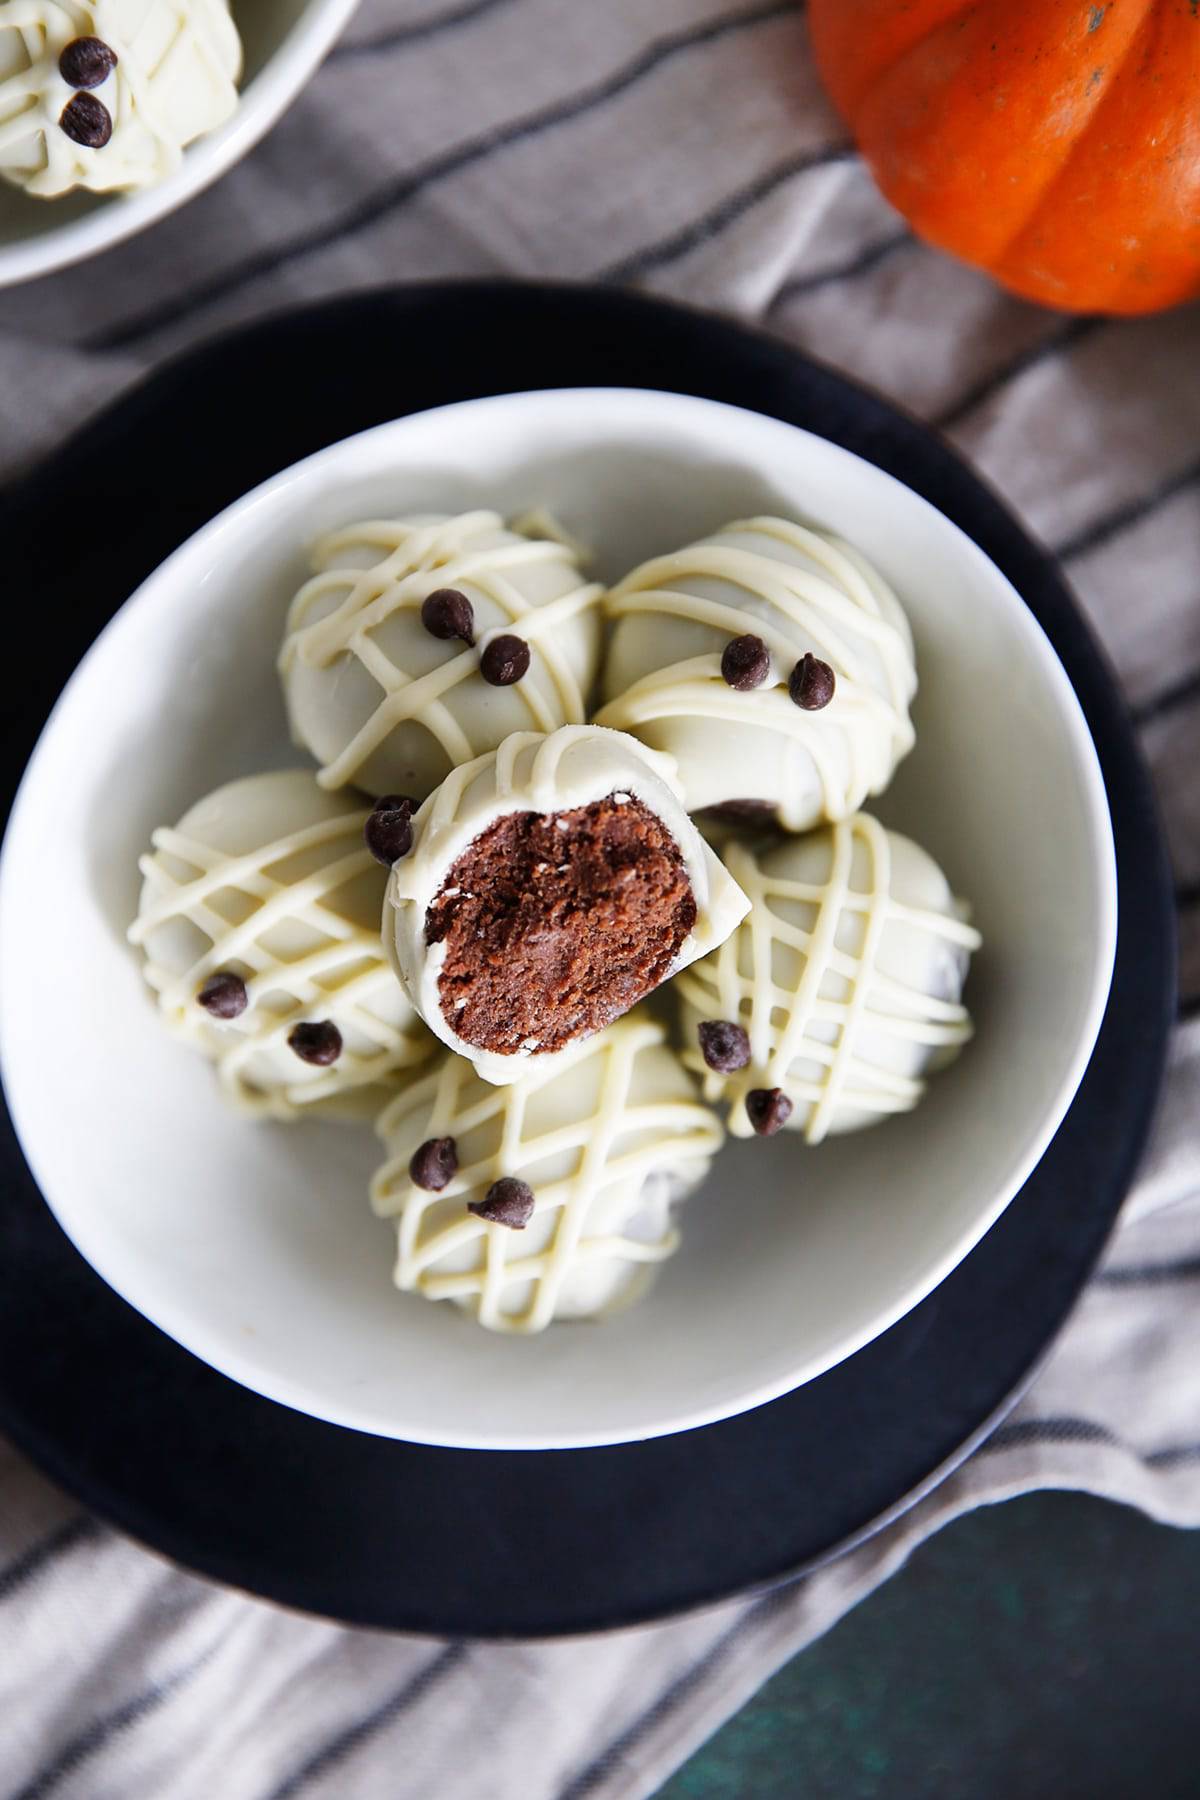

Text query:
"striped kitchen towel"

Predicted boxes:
[[1, 2, 1198, 1796]]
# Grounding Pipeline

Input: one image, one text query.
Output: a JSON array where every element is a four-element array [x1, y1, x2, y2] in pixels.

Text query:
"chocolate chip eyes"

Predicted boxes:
[[409, 1144, 534, 1228], [57, 37, 118, 150], [420, 592, 530, 686], [719, 638, 836, 709]]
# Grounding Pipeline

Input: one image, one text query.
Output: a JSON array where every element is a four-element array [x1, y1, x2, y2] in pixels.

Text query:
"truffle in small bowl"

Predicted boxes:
[[0, 389, 1116, 1449], [0, 0, 359, 288]]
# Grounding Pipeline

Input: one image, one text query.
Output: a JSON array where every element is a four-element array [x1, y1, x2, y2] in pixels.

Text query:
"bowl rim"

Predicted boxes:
[[0, 385, 1119, 1449], [0, 0, 361, 290]]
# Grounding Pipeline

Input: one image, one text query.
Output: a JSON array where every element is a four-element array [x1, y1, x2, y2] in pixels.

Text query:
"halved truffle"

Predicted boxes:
[[385, 725, 750, 1084]]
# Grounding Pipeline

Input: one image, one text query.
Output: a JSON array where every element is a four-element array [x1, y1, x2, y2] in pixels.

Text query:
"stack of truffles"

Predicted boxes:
[[131, 508, 981, 1333]]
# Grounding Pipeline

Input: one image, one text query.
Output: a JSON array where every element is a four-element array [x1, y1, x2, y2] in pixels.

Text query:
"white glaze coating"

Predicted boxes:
[[279, 511, 605, 798], [129, 771, 434, 1120], [597, 517, 917, 831], [677, 814, 980, 1142], [385, 725, 751, 1086], [371, 1011, 723, 1333], [0, 0, 241, 198]]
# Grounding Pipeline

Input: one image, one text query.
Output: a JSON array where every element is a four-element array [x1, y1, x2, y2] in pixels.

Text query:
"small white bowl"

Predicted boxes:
[[0, 0, 359, 289], [0, 389, 1117, 1449]]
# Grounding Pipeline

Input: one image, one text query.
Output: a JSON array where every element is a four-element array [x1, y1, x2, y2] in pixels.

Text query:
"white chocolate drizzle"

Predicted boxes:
[[371, 1013, 723, 1333], [676, 814, 981, 1143], [278, 512, 604, 791], [597, 517, 916, 830], [394, 724, 665, 849], [129, 787, 432, 1119]]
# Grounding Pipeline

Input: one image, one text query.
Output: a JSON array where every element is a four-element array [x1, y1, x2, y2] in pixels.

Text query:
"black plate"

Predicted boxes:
[[0, 282, 1175, 1637]]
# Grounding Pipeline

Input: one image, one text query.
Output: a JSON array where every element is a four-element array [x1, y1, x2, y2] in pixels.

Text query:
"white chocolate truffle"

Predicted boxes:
[[596, 517, 917, 832], [385, 725, 751, 1086], [278, 511, 605, 799], [0, 0, 241, 199], [677, 813, 980, 1142], [128, 771, 434, 1120], [371, 1011, 723, 1333]]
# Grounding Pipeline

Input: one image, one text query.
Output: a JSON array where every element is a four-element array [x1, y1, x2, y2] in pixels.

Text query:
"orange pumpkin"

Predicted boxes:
[[808, 0, 1200, 315]]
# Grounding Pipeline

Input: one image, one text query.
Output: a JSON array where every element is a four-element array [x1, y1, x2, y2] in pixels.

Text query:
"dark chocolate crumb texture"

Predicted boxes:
[[426, 795, 697, 1058], [384, 724, 751, 1083]]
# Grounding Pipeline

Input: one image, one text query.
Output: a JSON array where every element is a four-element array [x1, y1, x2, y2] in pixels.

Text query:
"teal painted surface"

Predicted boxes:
[[661, 1493, 1200, 1799]]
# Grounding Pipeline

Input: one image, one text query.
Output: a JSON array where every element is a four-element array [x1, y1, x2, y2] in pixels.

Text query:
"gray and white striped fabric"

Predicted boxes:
[[2, 3, 1198, 1795]]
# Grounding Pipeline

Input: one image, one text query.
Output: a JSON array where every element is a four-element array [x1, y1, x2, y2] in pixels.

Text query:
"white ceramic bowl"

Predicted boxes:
[[0, 389, 1117, 1449], [0, 0, 359, 289]]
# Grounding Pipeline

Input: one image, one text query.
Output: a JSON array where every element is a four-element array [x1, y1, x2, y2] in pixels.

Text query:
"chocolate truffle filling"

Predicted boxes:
[[426, 795, 697, 1056]]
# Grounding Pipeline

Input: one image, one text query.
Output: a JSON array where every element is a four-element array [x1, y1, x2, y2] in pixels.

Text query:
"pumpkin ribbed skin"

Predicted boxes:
[[809, 0, 1200, 315]]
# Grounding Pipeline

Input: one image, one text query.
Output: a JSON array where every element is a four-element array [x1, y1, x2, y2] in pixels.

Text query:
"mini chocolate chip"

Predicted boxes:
[[421, 588, 475, 645], [59, 92, 112, 148], [468, 1176, 535, 1229], [409, 1136, 458, 1191], [745, 1087, 794, 1137], [364, 794, 416, 866], [197, 971, 248, 1020], [59, 36, 118, 88], [721, 634, 771, 691], [788, 653, 836, 711], [288, 1021, 342, 1066], [480, 634, 531, 686], [698, 1019, 751, 1073]]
